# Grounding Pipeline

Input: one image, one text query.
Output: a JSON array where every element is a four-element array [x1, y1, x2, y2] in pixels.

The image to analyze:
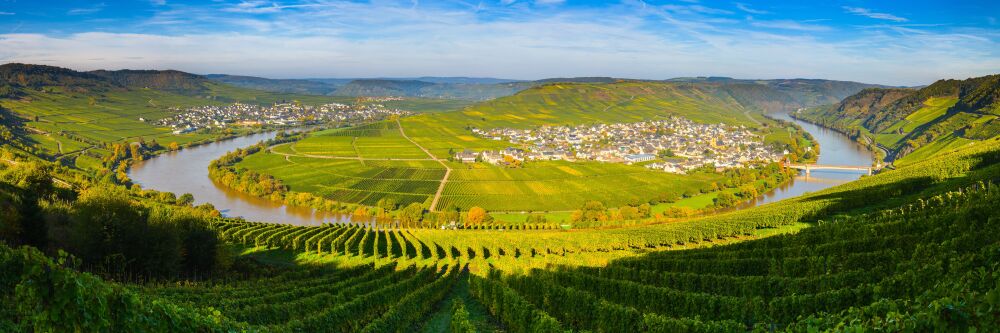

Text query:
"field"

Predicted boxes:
[[238, 120, 729, 212], [235, 81, 808, 212]]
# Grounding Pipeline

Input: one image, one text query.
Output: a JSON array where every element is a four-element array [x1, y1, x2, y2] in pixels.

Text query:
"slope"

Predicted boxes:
[[795, 74, 999, 165], [0, 64, 463, 168]]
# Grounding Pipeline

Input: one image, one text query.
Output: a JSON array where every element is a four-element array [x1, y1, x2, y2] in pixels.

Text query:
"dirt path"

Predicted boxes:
[[351, 136, 366, 167], [601, 95, 635, 113], [396, 118, 451, 211]]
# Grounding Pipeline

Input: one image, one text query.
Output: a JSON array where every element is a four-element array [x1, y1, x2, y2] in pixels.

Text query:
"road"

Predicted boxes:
[[0, 158, 75, 189], [396, 118, 451, 211]]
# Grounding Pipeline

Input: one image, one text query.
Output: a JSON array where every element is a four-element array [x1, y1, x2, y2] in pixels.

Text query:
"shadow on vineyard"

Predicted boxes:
[[476, 181, 1000, 331]]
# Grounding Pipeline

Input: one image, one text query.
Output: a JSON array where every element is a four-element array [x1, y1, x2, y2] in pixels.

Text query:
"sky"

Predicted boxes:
[[0, 0, 997, 86]]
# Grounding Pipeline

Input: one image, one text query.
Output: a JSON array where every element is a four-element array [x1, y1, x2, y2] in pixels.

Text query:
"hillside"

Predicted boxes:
[[330, 79, 535, 100], [668, 77, 886, 110], [205, 74, 340, 95], [796, 74, 1000, 165], [0, 64, 464, 169], [424, 81, 775, 130], [0, 63, 117, 97]]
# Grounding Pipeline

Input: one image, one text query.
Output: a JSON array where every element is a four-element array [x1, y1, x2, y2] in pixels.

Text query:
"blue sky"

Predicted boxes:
[[0, 0, 997, 85]]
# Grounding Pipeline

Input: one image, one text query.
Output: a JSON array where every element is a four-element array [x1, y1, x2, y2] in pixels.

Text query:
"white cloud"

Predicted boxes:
[[750, 20, 829, 32], [224, 1, 284, 14], [0, 1, 995, 86], [735, 3, 767, 15], [67, 3, 106, 15], [843, 7, 907, 22]]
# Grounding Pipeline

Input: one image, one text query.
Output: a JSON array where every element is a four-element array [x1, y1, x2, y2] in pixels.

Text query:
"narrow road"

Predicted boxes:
[[743, 109, 763, 126], [396, 118, 451, 211], [268, 142, 434, 161]]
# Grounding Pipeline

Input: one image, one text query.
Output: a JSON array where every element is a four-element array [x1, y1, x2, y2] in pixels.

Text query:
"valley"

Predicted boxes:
[[2, 66, 998, 332]]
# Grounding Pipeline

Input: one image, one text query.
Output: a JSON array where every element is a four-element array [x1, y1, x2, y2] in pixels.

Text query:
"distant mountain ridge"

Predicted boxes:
[[207, 73, 884, 107], [795, 74, 1000, 165], [2, 63, 886, 113]]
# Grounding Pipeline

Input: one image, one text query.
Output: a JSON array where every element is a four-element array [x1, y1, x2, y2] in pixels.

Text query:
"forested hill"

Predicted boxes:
[[0, 63, 117, 97], [796, 74, 1000, 165], [89, 69, 211, 95]]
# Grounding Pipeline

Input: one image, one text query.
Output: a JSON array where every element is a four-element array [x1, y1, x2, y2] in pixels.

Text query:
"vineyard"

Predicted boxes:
[[238, 120, 737, 211], [4, 137, 998, 331]]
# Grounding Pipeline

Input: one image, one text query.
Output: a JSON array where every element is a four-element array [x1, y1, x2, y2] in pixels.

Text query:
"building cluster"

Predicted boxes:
[[155, 102, 411, 133], [466, 117, 786, 173], [356, 96, 405, 103]]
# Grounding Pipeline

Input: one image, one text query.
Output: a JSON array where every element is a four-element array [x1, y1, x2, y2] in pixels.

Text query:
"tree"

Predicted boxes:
[[467, 206, 488, 225], [571, 201, 607, 223], [177, 193, 195, 206], [168, 142, 180, 151], [400, 203, 424, 226], [713, 191, 737, 207]]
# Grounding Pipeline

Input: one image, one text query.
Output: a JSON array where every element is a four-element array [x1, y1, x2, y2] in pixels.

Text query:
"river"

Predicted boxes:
[[128, 132, 355, 226], [129, 113, 873, 225], [731, 112, 874, 209]]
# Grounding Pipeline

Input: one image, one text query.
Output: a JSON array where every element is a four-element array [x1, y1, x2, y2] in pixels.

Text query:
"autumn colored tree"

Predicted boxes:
[[467, 206, 487, 225]]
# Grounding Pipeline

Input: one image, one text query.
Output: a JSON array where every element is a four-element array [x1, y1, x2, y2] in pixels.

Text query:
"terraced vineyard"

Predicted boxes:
[[474, 181, 1000, 331], [154, 136, 1000, 331], [795, 75, 999, 165]]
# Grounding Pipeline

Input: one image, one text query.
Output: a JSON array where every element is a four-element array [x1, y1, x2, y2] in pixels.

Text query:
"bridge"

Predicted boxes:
[[784, 163, 876, 176]]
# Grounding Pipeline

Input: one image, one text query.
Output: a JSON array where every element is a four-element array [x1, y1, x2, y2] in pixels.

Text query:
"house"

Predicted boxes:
[[455, 149, 478, 163], [481, 151, 503, 164], [625, 153, 655, 164]]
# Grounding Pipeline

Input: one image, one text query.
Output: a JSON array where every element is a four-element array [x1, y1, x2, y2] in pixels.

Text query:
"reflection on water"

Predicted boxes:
[[129, 132, 370, 226], [130, 112, 873, 225]]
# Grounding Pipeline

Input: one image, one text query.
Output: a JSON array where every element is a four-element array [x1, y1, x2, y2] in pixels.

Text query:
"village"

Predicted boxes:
[[463, 116, 788, 174], [154, 101, 411, 134]]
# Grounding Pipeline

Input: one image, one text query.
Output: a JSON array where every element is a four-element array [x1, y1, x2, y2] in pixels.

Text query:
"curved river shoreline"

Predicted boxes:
[[129, 113, 874, 226]]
